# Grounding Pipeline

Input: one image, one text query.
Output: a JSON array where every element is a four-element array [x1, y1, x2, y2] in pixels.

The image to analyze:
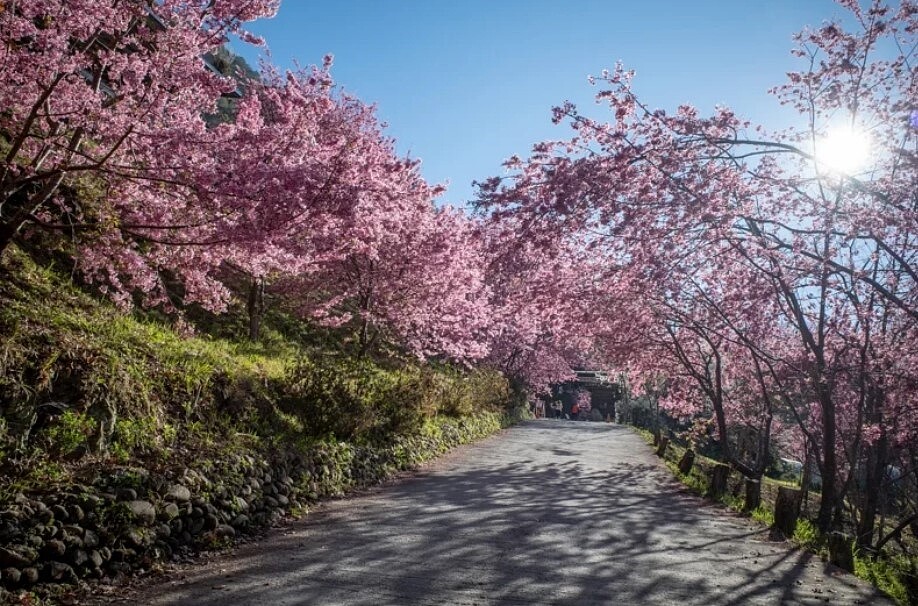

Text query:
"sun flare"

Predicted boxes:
[[815, 125, 872, 175]]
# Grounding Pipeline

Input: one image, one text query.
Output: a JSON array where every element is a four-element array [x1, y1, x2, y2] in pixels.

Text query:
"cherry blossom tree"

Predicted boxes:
[[477, 0, 917, 534], [0, 0, 279, 309]]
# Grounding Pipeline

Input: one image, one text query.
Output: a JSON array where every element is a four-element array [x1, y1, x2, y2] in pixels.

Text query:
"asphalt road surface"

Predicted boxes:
[[121, 420, 890, 605]]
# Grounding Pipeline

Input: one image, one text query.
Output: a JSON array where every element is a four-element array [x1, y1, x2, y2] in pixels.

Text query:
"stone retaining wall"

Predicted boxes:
[[0, 411, 517, 598]]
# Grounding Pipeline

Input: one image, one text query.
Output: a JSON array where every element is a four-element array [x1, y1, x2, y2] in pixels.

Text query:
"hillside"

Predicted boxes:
[[0, 246, 522, 601]]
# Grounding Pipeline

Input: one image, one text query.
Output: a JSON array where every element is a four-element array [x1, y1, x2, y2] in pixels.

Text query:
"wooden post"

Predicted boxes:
[[655, 436, 669, 458], [678, 449, 695, 475], [744, 478, 761, 512], [828, 532, 854, 572], [773, 486, 801, 538], [709, 463, 730, 497]]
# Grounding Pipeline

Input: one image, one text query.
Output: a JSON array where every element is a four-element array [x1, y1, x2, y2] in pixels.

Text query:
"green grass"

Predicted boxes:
[[854, 552, 914, 606], [0, 246, 515, 499]]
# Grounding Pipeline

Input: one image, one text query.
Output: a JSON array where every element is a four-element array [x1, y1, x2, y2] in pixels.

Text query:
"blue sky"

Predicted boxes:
[[235, 0, 847, 205]]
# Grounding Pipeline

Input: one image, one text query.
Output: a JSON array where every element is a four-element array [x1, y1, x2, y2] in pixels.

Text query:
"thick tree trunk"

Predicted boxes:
[[246, 277, 265, 341], [655, 436, 669, 458], [817, 385, 838, 533], [856, 431, 888, 550], [0, 221, 19, 257]]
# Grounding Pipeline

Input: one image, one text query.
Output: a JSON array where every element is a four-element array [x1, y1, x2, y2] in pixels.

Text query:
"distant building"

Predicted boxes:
[[550, 369, 621, 420]]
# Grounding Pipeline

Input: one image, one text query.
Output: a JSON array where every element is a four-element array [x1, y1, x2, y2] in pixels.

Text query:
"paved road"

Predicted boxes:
[[122, 421, 889, 605]]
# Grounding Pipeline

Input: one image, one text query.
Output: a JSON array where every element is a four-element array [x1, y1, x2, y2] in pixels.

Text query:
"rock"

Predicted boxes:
[[125, 527, 149, 548], [155, 523, 171, 539], [2, 567, 21, 585], [79, 494, 103, 509], [230, 514, 249, 529], [36, 508, 54, 525], [88, 550, 104, 569], [83, 529, 99, 549], [160, 503, 180, 521], [276, 494, 289, 507], [204, 514, 219, 532], [107, 561, 131, 574], [264, 496, 279, 509], [126, 500, 156, 526], [0, 520, 22, 543], [116, 488, 138, 501], [51, 504, 69, 523], [152, 540, 171, 560], [99, 547, 111, 562], [233, 496, 249, 513], [25, 533, 43, 549], [69, 505, 85, 522], [20, 567, 38, 585], [48, 561, 75, 582], [191, 507, 204, 519], [42, 539, 66, 558], [110, 548, 136, 562], [165, 485, 191, 503], [189, 518, 205, 535], [0, 546, 35, 568], [214, 525, 235, 540], [61, 528, 84, 549], [70, 549, 89, 567], [169, 518, 183, 534]]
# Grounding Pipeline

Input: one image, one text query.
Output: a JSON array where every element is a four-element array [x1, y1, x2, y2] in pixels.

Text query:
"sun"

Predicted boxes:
[[815, 125, 872, 175]]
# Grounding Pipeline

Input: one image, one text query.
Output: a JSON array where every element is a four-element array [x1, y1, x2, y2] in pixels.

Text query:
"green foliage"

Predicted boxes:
[[791, 518, 824, 553], [281, 357, 509, 443], [854, 552, 915, 606], [43, 410, 94, 457], [750, 505, 774, 526]]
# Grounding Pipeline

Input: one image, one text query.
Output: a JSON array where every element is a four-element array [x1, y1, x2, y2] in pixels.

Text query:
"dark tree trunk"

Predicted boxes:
[[856, 430, 888, 550], [816, 384, 839, 533], [655, 436, 669, 458], [246, 276, 265, 341], [0, 222, 18, 257]]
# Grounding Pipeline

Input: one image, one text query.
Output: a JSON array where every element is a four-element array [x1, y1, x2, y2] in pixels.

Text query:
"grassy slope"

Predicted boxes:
[[0, 246, 516, 499]]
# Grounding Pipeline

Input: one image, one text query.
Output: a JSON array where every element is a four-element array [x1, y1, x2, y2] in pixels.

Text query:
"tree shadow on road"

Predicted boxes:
[[123, 421, 890, 605]]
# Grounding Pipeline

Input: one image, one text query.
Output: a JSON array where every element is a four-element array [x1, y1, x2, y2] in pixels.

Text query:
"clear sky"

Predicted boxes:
[[234, 0, 849, 205]]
